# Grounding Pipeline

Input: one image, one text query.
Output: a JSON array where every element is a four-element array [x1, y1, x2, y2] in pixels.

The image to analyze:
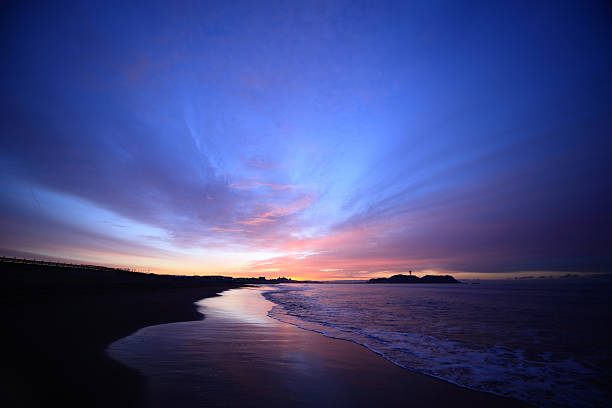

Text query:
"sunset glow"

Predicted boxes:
[[1, 1, 610, 279]]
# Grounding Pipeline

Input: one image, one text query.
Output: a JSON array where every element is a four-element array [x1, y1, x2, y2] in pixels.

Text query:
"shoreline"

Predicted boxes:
[[262, 287, 535, 406], [110, 286, 533, 408], [4, 262, 534, 408], [2, 262, 244, 407], [263, 302, 519, 404]]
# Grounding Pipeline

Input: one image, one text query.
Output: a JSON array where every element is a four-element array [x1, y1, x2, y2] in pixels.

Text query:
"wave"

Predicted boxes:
[[262, 285, 610, 408]]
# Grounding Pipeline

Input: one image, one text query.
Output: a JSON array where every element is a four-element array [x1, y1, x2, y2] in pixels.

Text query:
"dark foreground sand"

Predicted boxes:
[[1, 262, 243, 408]]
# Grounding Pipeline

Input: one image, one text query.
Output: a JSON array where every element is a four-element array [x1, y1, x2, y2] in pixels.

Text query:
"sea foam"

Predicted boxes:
[[263, 282, 611, 408]]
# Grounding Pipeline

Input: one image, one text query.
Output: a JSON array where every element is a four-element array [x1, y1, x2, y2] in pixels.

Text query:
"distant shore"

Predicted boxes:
[[1, 260, 244, 407], [368, 273, 460, 283]]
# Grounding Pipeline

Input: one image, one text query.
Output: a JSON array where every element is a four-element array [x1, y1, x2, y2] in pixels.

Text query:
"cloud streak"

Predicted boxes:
[[0, 1, 611, 277]]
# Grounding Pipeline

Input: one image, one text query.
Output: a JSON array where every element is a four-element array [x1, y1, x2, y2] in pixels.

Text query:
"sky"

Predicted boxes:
[[1, 0, 611, 279]]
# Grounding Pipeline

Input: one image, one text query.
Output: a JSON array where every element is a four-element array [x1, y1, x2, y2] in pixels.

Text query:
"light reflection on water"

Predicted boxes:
[[195, 286, 278, 325], [109, 286, 380, 408]]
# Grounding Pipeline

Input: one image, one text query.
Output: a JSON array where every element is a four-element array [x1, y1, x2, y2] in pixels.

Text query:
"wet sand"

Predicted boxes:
[[110, 286, 532, 408]]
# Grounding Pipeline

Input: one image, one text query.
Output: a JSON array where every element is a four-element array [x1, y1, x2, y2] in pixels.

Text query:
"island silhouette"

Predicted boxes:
[[367, 274, 459, 284]]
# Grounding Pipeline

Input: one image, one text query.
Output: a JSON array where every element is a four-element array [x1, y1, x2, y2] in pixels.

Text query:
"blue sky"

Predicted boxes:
[[1, 0, 611, 278]]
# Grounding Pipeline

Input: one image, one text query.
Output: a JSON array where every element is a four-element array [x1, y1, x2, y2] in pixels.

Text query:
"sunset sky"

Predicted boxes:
[[1, 1, 611, 279]]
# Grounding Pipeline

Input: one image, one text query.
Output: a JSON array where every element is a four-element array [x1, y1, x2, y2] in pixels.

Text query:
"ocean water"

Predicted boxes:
[[263, 279, 612, 408]]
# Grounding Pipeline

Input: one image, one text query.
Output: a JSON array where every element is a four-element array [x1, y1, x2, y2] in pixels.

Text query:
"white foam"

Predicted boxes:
[[262, 285, 611, 408]]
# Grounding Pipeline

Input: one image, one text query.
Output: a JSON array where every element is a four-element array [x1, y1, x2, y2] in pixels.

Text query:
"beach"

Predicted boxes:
[[15, 258, 612, 408], [109, 286, 532, 408], [2, 1, 610, 407], [1, 261, 243, 407], [4, 262, 531, 408]]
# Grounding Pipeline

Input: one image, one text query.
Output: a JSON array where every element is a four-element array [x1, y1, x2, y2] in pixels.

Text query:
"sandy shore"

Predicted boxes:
[[1, 262, 243, 408], [110, 286, 532, 408], [4, 262, 533, 408]]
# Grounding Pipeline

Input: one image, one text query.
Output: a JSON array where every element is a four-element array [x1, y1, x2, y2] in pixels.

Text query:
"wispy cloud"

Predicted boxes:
[[238, 195, 316, 226], [1, 1, 610, 277], [228, 180, 304, 191], [209, 227, 250, 233]]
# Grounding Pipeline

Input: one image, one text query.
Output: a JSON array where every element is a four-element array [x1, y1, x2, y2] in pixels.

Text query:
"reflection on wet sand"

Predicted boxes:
[[108, 286, 528, 408]]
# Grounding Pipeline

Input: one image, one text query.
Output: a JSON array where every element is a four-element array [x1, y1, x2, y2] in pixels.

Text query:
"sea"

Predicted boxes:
[[263, 279, 612, 408]]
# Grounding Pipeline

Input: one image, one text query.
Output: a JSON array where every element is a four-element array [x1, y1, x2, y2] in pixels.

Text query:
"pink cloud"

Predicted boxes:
[[237, 195, 315, 226]]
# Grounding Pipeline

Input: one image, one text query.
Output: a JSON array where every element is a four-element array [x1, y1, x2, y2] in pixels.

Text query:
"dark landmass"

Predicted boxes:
[[0, 256, 295, 284], [367, 274, 460, 284], [1, 257, 247, 408]]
